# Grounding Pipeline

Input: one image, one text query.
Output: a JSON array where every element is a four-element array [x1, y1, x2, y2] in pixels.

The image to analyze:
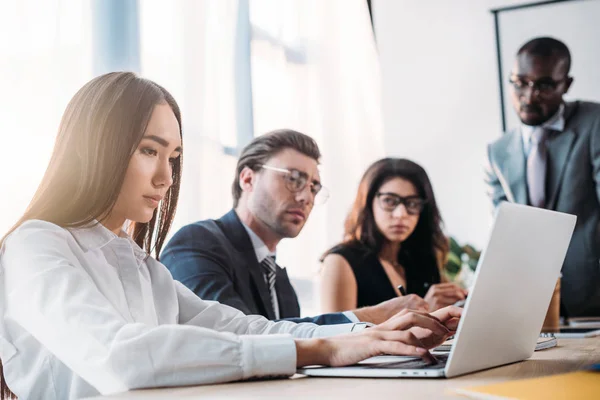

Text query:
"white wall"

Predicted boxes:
[[373, 0, 548, 248]]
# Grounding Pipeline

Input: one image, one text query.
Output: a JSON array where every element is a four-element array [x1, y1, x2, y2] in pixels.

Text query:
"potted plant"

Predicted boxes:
[[443, 237, 481, 289]]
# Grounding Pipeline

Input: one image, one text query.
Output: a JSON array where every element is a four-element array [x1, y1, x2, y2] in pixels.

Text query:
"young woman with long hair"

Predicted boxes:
[[321, 158, 467, 313], [0, 74, 460, 399]]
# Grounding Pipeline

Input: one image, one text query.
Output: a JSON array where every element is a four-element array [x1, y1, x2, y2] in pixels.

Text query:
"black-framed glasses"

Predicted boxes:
[[261, 165, 330, 205], [375, 192, 426, 215], [508, 75, 568, 97]]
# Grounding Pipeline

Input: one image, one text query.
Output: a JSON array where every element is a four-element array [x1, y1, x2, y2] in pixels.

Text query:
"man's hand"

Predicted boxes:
[[409, 306, 463, 348], [423, 283, 468, 311], [373, 308, 455, 350], [430, 306, 462, 331], [353, 294, 429, 324]]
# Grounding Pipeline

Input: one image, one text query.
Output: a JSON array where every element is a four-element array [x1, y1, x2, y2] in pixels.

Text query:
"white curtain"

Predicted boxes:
[[0, 0, 93, 235], [139, 0, 240, 237], [249, 0, 385, 315]]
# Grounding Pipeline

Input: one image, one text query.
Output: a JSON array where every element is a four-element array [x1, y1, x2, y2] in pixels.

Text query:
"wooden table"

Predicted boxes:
[[91, 338, 600, 399]]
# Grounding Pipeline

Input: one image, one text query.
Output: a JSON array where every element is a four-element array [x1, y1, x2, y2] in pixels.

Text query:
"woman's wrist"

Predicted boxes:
[[295, 338, 329, 367]]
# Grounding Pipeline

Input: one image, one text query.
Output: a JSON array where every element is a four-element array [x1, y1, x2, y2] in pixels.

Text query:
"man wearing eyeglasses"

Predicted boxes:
[[485, 37, 600, 317], [161, 129, 427, 329]]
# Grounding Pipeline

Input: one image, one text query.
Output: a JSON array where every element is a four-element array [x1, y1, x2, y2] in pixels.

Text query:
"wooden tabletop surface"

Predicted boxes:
[[89, 337, 600, 399]]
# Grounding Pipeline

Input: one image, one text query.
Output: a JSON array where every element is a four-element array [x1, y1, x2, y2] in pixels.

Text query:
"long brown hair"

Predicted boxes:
[[0, 365, 10, 400], [0, 72, 183, 399], [324, 158, 448, 289]]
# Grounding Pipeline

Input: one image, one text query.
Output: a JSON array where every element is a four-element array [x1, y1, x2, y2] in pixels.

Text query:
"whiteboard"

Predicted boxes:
[[497, 0, 600, 132]]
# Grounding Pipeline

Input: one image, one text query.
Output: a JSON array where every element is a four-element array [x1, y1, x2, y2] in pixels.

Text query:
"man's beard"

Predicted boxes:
[[252, 191, 303, 239], [519, 103, 551, 126]]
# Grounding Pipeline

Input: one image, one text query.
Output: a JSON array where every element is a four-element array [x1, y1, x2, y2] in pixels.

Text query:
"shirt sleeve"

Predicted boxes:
[[1, 222, 297, 395], [172, 276, 359, 338], [342, 311, 360, 323]]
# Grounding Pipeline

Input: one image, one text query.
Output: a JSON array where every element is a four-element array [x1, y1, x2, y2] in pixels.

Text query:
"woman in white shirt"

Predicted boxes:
[[0, 72, 461, 400]]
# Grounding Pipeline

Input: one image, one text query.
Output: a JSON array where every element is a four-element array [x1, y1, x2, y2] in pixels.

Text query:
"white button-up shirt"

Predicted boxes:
[[0, 220, 349, 400]]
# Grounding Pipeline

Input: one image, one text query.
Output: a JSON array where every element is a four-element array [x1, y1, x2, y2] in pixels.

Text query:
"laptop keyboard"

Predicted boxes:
[[364, 353, 448, 370]]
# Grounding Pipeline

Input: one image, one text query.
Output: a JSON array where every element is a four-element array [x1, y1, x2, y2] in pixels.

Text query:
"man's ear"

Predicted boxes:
[[564, 76, 574, 94], [239, 166, 255, 193]]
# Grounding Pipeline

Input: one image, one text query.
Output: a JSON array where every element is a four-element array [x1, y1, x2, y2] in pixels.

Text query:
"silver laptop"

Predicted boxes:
[[298, 203, 576, 378]]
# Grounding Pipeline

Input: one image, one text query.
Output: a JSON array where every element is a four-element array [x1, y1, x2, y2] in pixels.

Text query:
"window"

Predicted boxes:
[[1, 0, 93, 234]]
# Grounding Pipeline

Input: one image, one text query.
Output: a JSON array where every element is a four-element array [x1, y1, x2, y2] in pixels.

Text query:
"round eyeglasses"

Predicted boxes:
[[261, 165, 330, 205]]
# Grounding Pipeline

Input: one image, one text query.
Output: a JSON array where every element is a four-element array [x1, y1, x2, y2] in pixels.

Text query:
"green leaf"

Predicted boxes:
[[449, 237, 462, 255], [444, 252, 462, 275], [447, 252, 461, 265]]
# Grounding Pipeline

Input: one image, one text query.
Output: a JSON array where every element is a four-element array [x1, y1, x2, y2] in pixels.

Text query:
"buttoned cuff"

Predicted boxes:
[[343, 311, 360, 323], [311, 323, 358, 337], [239, 334, 296, 379]]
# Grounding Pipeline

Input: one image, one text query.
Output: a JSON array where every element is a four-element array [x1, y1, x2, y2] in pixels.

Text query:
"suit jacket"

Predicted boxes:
[[485, 101, 600, 317], [161, 210, 351, 324]]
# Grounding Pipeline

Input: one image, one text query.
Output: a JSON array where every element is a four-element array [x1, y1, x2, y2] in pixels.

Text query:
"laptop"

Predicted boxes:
[[298, 203, 576, 378]]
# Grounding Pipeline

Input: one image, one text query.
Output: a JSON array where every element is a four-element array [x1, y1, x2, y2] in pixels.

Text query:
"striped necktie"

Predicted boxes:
[[260, 256, 280, 319]]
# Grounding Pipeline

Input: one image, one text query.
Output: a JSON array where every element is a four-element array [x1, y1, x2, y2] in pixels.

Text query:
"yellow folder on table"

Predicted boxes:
[[454, 371, 599, 400]]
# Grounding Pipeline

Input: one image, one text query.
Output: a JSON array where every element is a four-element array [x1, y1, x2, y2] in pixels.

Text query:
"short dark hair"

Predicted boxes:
[[232, 129, 321, 207], [517, 37, 571, 74]]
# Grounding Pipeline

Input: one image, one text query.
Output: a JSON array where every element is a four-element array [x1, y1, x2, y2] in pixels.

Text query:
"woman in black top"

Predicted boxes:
[[320, 158, 467, 312]]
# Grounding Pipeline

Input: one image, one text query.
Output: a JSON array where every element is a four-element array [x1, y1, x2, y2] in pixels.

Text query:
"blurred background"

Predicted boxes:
[[2, 0, 598, 316]]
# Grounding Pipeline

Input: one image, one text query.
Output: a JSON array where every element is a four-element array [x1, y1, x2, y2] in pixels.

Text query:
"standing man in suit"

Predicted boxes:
[[162, 129, 428, 328], [485, 37, 600, 317]]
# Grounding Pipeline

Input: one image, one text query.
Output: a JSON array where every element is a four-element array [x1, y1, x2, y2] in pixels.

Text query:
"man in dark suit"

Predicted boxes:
[[162, 129, 427, 328], [485, 37, 600, 317]]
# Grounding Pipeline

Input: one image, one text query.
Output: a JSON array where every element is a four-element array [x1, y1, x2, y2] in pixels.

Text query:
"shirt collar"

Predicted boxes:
[[240, 221, 276, 263], [68, 221, 148, 265], [521, 103, 565, 144]]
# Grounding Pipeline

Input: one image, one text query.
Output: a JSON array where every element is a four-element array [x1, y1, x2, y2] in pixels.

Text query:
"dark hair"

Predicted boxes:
[[0, 72, 183, 399], [518, 37, 571, 75], [231, 129, 321, 207], [0, 365, 10, 400], [324, 158, 448, 284]]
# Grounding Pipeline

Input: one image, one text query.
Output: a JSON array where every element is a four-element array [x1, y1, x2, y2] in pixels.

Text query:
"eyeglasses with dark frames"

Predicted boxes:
[[375, 192, 426, 215], [508, 75, 569, 97], [260, 165, 330, 205]]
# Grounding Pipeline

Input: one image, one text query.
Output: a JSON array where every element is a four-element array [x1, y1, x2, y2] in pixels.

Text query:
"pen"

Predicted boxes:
[[397, 285, 407, 296]]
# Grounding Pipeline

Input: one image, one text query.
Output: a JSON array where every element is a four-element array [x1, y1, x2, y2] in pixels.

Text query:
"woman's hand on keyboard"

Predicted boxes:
[[296, 310, 452, 367]]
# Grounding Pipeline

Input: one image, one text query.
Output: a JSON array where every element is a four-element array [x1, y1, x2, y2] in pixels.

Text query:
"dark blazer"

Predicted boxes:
[[485, 101, 600, 317], [161, 210, 351, 324]]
